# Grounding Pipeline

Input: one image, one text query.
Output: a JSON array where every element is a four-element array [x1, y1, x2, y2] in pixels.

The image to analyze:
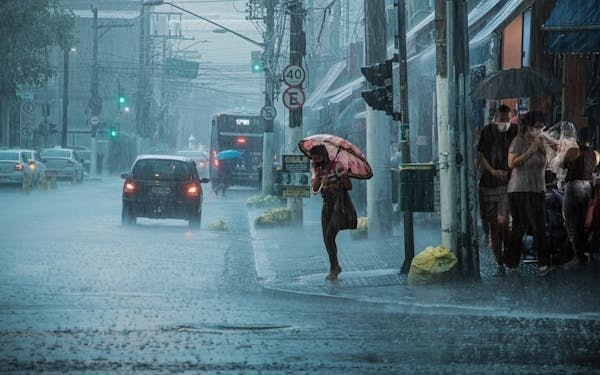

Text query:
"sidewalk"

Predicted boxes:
[[249, 196, 600, 321]]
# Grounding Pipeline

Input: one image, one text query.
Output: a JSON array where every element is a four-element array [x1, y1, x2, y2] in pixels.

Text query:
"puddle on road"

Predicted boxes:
[[170, 323, 293, 334]]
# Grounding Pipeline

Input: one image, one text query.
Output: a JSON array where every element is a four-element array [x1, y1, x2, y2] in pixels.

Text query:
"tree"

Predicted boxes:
[[0, 0, 76, 99]]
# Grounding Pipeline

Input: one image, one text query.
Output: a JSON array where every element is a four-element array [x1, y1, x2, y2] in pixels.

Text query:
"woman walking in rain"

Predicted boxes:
[[309, 145, 356, 281]]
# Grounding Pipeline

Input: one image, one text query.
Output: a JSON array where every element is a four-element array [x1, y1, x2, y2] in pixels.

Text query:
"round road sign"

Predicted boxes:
[[21, 102, 34, 114], [90, 116, 100, 126], [282, 87, 305, 110], [260, 105, 277, 121], [21, 125, 33, 137], [282, 64, 306, 86]]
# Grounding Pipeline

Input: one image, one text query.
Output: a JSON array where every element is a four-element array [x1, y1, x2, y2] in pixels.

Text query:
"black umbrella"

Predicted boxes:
[[471, 67, 562, 100]]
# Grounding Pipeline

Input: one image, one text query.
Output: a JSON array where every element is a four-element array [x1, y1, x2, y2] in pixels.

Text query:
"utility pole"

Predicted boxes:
[[364, 0, 392, 237], [396, 0, 415, 274], [287, 0, 305, 226], [61, 47, 69, 148], [434, 0, 457, 255], [136, 3, 151, 154], [436, 0, 478, 278], [261, 0, 275, 196], [89, 5, 99, 177], [447, 0, 478, 278]]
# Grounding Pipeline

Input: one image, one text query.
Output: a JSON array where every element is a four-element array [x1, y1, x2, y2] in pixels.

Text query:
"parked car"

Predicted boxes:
[[175, 149, 210, 178], [39, 147, 84, 182], [0, 149, 43, 186], [71, 145, 91, 174], [121, 155, 210, 228], [19, 149, 48, 185]]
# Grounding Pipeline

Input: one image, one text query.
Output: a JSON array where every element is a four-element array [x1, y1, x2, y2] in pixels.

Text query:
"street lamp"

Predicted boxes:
[[142, 0, 264, 48]]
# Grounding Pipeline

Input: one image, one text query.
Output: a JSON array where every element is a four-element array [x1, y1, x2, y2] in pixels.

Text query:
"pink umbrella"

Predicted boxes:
[[298, 133, 373, 179]]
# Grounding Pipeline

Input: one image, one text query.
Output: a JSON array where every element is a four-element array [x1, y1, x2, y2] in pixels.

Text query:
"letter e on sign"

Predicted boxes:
[[282, 87, 305, 110]]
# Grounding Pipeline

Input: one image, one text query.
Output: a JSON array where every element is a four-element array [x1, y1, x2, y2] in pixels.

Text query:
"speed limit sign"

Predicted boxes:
[[282, 64, 305, 87]]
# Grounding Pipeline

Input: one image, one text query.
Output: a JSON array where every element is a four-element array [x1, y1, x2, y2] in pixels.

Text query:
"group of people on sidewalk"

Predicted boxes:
[[478, 105, 599, 277]]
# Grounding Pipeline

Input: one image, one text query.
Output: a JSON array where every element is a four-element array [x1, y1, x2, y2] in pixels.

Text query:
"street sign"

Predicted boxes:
[[90, 116, 100, 126], [282, 87, 305, 110], [21, 102, 34, 114], [21, 125, 33, 137], [260, 105, 277, 121], [281, 154, 310, 198], [282, 64, 306, 86], [20, 101, 35, 142]]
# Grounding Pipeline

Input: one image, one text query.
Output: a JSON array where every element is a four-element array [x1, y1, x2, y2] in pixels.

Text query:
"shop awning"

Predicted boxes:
[[542, 0, 600, 54]]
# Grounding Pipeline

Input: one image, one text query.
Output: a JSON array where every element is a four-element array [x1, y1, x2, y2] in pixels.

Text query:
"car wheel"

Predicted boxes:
[[121, 203, 137, 226], [188, 211, 201, 229]]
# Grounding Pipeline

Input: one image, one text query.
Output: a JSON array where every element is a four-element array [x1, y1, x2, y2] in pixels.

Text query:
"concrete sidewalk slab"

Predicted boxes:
[[248, 197, 600, 321]]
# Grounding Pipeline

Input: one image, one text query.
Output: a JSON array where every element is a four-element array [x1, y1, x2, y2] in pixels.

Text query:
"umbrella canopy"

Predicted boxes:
[[471, 67, 562, 100], [298, 133, 373, 179], [216, 149, 242, 160]]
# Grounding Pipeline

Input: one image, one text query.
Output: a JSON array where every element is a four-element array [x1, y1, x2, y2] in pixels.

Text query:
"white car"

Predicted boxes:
[[0, 149, 45, 186], [40, 147, 84, 182]]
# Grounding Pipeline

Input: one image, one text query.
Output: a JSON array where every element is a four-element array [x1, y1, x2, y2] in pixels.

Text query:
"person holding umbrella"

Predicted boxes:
[[477, 104, 518, 277], [308, 144, 356, 281], [299, 134, 372, 281]]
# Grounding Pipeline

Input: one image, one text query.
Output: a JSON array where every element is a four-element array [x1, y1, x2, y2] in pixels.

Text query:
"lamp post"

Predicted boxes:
[[61, 46, 78, 148]]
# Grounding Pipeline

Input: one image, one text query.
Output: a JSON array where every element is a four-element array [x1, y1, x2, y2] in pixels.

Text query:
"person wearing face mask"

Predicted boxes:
[[507, 110, 552, 276], [477, 104, 518, 277]]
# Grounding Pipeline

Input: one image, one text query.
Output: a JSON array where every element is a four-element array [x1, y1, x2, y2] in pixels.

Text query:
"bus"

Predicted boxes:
[[209, 113, 264, 188]]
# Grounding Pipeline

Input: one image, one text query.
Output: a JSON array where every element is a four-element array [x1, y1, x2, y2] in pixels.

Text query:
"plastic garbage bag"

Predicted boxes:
[[407, 246, 457, 285]]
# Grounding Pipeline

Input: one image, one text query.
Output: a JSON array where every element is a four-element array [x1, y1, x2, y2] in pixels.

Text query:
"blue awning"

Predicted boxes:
[[543, 0, 600, 54]]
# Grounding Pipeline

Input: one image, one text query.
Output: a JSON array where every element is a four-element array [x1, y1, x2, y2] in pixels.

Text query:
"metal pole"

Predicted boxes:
[[90, 6, 98, 177], [365, 0, 392, 237], [136, 4, 146, 140], [397, 0, 415, 274], [61, 47, 69, 148], [452, 0, 478, 278], [287, 0, 304, 226], [261, 0, 275, 196]]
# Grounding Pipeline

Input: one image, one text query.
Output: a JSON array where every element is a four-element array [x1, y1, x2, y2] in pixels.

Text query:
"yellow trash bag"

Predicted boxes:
[[407, 246, 457, 285]]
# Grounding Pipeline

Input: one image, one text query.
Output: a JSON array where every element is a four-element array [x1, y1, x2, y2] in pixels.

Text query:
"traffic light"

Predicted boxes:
[[360, 59, 393, 115], [251, 50, 263, 73], [108, 127, 118, 138], [117, 85, 127, 107]]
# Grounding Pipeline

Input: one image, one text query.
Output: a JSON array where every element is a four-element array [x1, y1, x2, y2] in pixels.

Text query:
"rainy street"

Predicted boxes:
[[0, 180, 598, 374]]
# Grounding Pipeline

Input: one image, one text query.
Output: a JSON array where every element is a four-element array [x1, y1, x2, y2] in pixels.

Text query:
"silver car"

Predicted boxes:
[[40, 147, 84, 182], [0, 149, 41, 186]]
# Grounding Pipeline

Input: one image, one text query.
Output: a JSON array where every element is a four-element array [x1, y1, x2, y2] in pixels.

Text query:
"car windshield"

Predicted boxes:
[[0, 152, 20, 161], [132, 159, 191, 181], [41, 149, 70, 158]]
